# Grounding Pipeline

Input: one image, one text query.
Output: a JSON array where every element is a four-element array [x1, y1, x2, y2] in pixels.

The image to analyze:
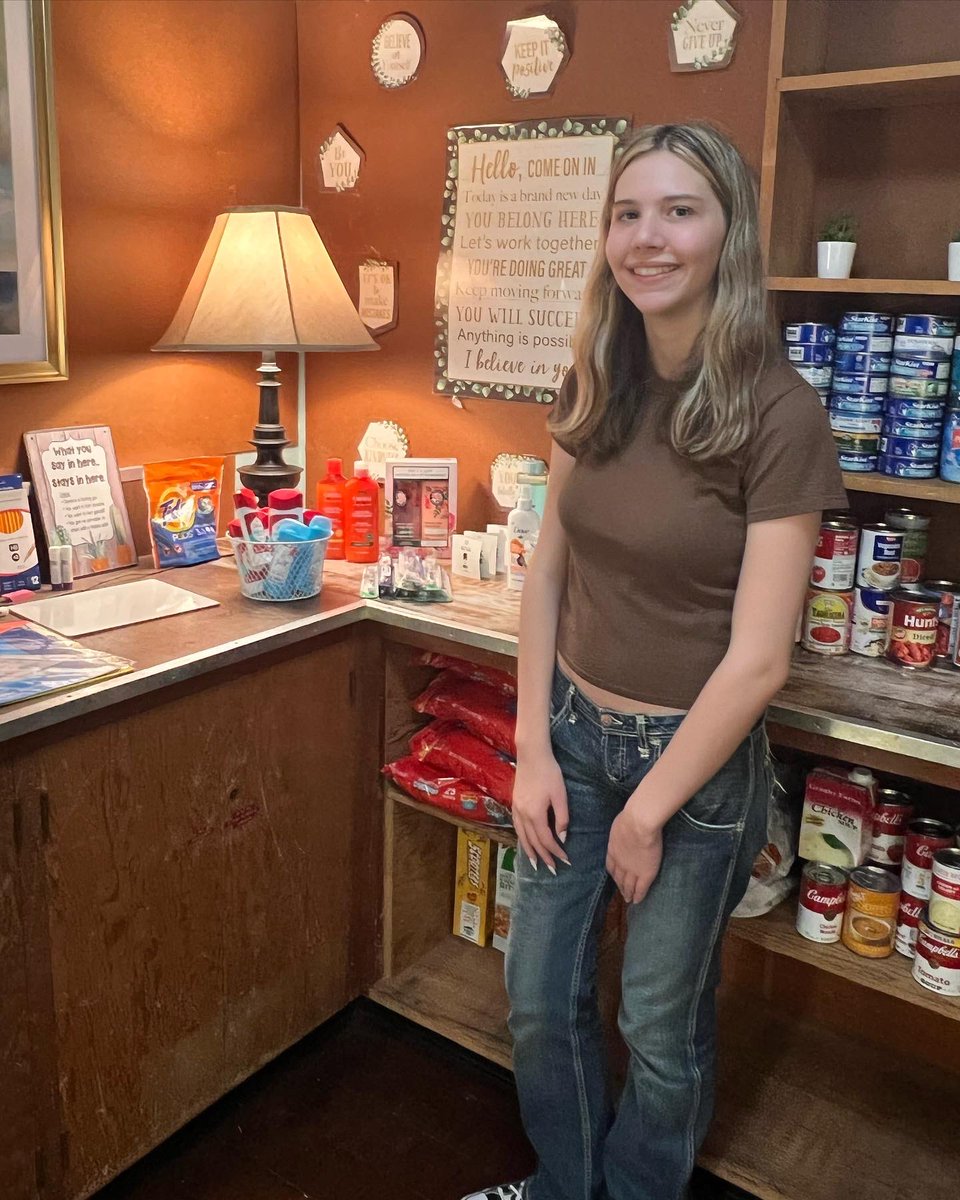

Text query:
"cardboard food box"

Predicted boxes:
[[453, 827, 495, 946], [493, 843, 517, 953], [798, 766, 875, 868]]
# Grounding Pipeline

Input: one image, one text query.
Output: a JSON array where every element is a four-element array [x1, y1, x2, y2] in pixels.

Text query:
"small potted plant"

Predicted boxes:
[[817, 215, 857, 279], [949, 229, 960, 282]]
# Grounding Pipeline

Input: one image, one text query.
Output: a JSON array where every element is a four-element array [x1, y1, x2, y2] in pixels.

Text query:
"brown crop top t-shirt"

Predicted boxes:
[[553, 361, 849, 710]]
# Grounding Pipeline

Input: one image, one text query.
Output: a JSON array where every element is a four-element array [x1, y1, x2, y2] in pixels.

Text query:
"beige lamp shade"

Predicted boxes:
[[153, 206, 378, 353]]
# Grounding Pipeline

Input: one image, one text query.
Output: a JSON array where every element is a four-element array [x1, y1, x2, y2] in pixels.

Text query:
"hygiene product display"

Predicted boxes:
[[385, 458, 458, 558], [360, 546, 453, 603], [229, 490, 331, 602]]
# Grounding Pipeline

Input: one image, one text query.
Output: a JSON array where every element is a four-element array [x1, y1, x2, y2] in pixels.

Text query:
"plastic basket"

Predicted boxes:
[[230, 535, 330, 602]]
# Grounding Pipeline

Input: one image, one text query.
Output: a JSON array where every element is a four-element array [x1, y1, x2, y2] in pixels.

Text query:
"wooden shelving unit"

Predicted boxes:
[[840, 471, 960, 503], [387, 786, 517, 847], [778, 60, 960, 108], [769, 277, 960, 295]]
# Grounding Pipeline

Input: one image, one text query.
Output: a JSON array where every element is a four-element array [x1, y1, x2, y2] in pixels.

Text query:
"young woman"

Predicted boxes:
[[463, 124, 847, 1200]]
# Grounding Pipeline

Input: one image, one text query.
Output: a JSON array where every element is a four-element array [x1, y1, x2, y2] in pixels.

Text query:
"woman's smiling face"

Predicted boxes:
[[605, 149, 728, 323]]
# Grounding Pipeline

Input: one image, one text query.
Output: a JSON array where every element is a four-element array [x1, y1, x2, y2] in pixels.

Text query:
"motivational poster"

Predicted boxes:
[[358, 260, 398, 333], [434, 118, 628, 404]]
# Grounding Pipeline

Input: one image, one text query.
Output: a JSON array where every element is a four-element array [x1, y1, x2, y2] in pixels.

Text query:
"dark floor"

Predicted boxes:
[[93, 1000, 756, 1200]]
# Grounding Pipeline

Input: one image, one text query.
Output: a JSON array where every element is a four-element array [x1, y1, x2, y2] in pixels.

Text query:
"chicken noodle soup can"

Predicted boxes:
[[912, 918, 960, 996], [802, 587, 852, 654], [929, 848, 960, 935], [870, 788, 913, 866], [812, 520, 858, 590], [797, 862, 847, 943], [902, 818, 955, 899], [884, 509, 929, 584], [841, 865, 900, 958], [851, 587, 893, 657], [896, 891, 925, 958], [856, 524, 903, 590], [887, 588, 939, 670]]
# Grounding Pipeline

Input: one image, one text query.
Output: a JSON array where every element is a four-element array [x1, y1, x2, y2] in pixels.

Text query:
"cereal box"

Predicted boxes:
[[493, 844, 517, 953], [453, 827, 495, 946]]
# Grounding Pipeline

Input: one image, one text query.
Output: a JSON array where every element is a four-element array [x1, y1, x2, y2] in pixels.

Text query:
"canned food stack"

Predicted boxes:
[[828, 312, 893, 472], [939, 335, 960, 484], [783, 321, 834, 406], [880, 314, 956, 479]]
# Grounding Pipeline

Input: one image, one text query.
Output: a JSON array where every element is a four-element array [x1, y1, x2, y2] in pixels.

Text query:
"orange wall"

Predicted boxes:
[[298, 0, 773, 531], [0, 0, 300, 488]]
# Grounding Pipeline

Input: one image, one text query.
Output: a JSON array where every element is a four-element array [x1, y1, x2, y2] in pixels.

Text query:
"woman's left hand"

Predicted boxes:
[[606, 806, 664, 905]]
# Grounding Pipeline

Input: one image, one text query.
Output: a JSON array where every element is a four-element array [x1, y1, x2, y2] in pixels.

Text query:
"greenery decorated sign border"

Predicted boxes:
[[434, 116, 629, 405]]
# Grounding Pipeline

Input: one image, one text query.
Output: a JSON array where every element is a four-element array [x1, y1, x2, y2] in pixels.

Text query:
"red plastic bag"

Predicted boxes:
[[410, 719, 516, 806], [416, 652, 517, 695], [413, 671, 517, 757], [382, 757, 512, 828]]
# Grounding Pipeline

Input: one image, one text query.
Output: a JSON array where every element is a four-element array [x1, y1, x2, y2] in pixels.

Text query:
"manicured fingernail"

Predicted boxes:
[[560, 856, 572, 867], [529, 857, 538, 871], [547, 863, 557, 876], [558, 830, 567, 844]]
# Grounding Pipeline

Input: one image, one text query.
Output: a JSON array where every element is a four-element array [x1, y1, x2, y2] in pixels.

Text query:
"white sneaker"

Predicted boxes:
[[460, 1186, 527, 1200]]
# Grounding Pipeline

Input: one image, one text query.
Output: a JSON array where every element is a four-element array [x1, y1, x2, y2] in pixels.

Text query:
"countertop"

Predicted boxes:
[[2, 551, 958, 772]]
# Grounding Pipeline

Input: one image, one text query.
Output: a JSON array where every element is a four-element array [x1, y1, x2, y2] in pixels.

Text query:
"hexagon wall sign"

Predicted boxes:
[[317, 126, 364, 192], [669, 0, 739, 72], [500, 15, 569, 99]]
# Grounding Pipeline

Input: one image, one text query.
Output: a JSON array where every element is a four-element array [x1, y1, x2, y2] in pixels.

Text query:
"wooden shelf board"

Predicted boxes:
[[368, 934, 512, 1070], [769, 276, 960, 295], [386, 784, 517, 847], [779, 60, 960, 109], [728, 897, 960, 1023], [840, 471, 960, 503], [701, 992, 960, 1200]]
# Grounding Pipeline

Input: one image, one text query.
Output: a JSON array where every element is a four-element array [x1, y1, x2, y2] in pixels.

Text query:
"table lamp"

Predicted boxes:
[[153, 205, 377, 505]]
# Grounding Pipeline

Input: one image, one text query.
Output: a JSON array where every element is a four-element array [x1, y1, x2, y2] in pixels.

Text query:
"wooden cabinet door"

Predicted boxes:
[[11, 632, 370, 1200]]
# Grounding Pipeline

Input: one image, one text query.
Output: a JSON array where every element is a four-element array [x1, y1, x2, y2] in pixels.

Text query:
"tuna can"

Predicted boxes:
[[896, 313, 957, 339], [833, 350, 890, 375], [890, 355, 951, 381], [841, 865, 899, 959], [882, 416, 943, 439], [835, 430, 881, 456], [802, 586, 852, 654], [912, 918, 960, 996], [831, 372, 889, 396], [887, 375, 949, 400], [887, 587, 939, 670], [929, 848, 960, 936], [811, 519, 858, 589], [830, 394, 884, 415], [903, 818, 954, 899], [796, 862, 847, 943], [850, 586, 892, 657], [878, 435, 940, 460], [856, 524, 902, 589], [795, 363, 834, 389], [877, 454, 937, 478], [838, 451, 878, 472], [831, 412, 883, 435], [839, 312, 894, 335], [870, 787, 913, 867], [895, 892, 925, 957], [884, 397, 945, 421], [941, 409, 960, 483], [786, 343, 834, 365], [893, 333, 954, 359], [925, 580, 960, 661], [784, 322, 835, 345], [951, 334, 960, 392], [885, 509, 930, 583], [836, 332, 893, 354]]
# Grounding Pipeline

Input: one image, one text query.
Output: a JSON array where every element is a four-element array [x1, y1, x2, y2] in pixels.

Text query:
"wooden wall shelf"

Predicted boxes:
[[841, 472, 960, 503], [779, 60, 960, 108], [386, 786, 517, 847], [769, 277, 960, 295]]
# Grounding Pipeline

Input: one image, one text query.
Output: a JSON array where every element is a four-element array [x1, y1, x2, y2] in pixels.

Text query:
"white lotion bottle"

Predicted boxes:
[[507, 484, 540, 591]]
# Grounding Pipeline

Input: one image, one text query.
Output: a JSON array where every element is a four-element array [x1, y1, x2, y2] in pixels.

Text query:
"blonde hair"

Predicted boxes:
[[549, 123, 778, 462]]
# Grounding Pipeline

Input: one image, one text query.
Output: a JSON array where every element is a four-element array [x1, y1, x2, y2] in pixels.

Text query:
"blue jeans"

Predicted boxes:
[[505, 666, 771, 1200]]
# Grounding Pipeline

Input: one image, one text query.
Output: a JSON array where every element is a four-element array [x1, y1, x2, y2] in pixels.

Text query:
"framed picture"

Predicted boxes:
[[0, 0, 66, 384]]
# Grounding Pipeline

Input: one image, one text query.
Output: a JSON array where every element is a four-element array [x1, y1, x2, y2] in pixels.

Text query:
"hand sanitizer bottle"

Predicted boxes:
[[507, 484, 540, 592]]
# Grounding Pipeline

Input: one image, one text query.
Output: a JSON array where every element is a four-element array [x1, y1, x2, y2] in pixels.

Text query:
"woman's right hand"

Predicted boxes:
[[512, 748, 571, 874]]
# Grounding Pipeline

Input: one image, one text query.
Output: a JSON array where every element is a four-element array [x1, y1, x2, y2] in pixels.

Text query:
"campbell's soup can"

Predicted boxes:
[[895, 891, 925, 957], [841, 864, 899, 958], [850, 587, 892, 657], [869, 788, 914, 866], [856, 524, 903, 590], [887, 587, 939, 669], [929, 848, 960, 935], [924, 580, 960, 661], [802, 587, 852, 655], [796, 862, 847, 943], [902, 818, 955, 899], [884, 508, 930, 583], [811, 519, 858, 590], [912, 917, 960, 996]]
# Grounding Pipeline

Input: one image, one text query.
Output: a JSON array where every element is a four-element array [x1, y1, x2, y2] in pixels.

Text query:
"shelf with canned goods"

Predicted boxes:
[[840, 471, 960, 504], [770, 278, 960, 296]]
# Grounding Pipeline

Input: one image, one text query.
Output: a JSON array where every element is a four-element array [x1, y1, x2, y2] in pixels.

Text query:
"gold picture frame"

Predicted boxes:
[[0, 0, 66, 384]]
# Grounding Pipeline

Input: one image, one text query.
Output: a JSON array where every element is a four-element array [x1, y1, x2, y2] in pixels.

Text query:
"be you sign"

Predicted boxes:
[[434, 118, 627, 404]]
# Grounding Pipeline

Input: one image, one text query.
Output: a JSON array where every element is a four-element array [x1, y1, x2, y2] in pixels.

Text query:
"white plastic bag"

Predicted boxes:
[[732, 761, 800, 919]]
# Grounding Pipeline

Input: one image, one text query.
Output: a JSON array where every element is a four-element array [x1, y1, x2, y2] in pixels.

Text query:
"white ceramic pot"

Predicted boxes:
[[948, 242, 960, 282], [817, 241, 856, 279]]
